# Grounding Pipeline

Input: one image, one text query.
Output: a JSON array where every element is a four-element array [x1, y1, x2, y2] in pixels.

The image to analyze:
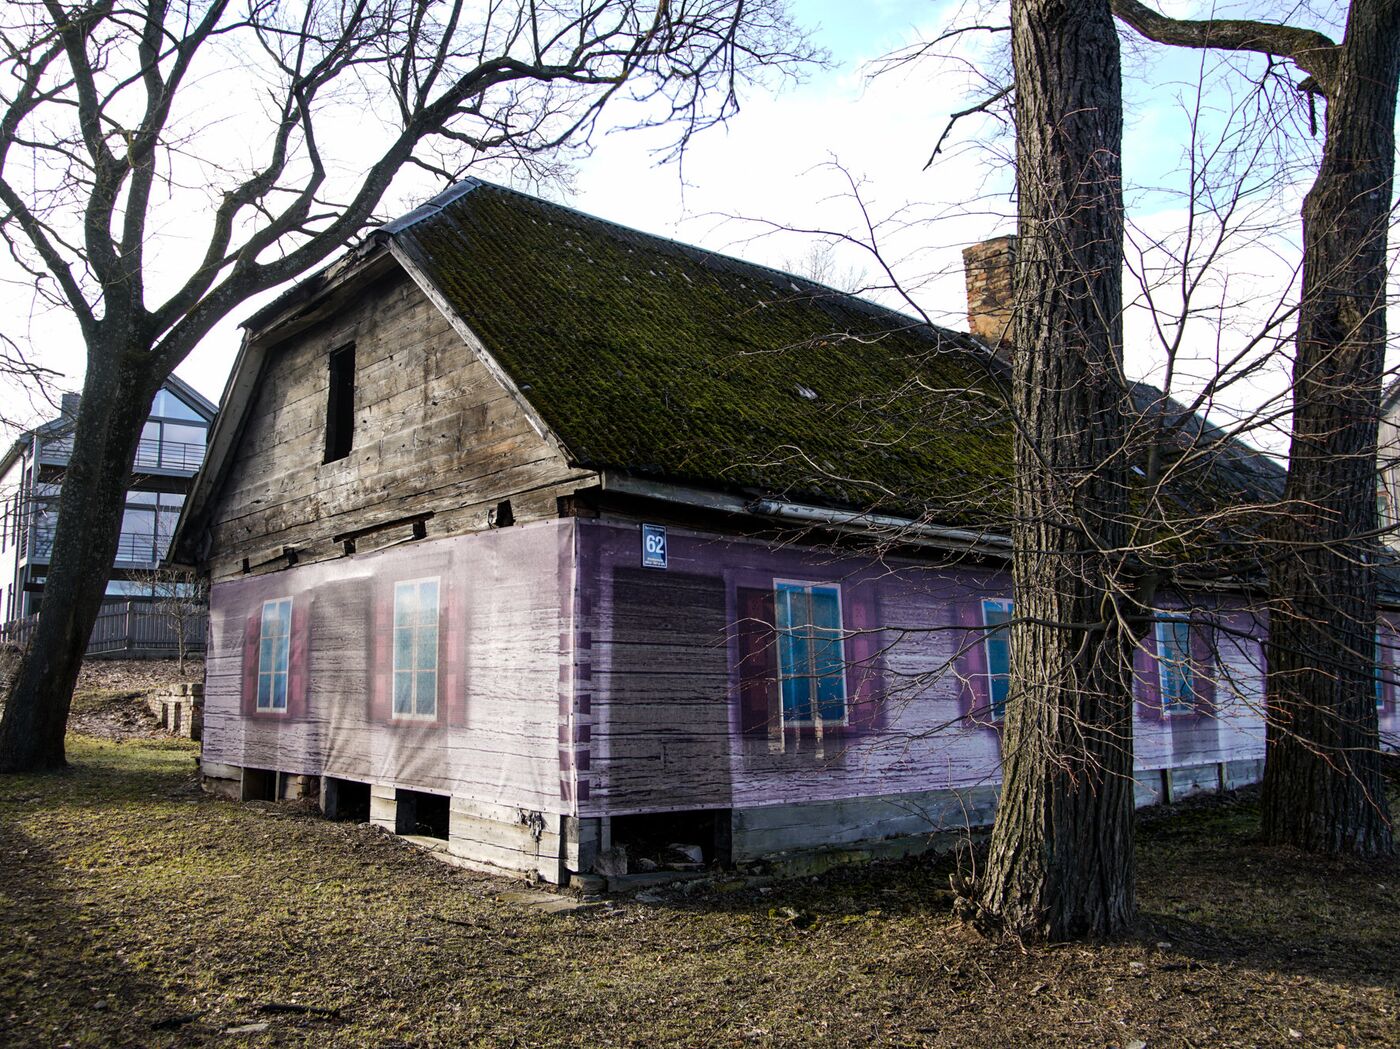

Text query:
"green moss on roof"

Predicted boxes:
[[396, 182, 1014, 525]]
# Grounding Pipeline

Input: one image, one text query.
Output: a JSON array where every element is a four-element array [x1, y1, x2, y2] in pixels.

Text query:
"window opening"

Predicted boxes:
[[1376, 630, 1387, 709], [257, 597, 292, 712], [393, 578, 440, 719], [1156, 615, 1195, 715], [324, 345, 356, 463], [395, 788, 449, 839], [609, 810, 732, 872], [981, 598, 1013, 720], [322, 778, 370, 822], [241, 767, 278, 802], [774, 581, 847, 727]]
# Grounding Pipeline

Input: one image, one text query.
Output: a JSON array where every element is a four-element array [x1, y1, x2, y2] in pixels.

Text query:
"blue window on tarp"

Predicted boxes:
[[981, 599, 1013, 720], [393, 578, 440, 719], [1156, 616, 1195, 715], [775, 582, 847, 725], [1375, 630, 1386, 709], [257, 597, 292, 712]]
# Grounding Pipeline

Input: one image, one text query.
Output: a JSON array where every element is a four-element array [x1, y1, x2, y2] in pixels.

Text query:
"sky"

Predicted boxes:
[[0, 0, 1371, 460]]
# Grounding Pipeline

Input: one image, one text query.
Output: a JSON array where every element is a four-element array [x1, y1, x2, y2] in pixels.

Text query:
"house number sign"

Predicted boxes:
[[641, 523, 668, 569]]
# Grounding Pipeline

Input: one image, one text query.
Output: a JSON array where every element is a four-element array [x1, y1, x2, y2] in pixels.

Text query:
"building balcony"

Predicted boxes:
[[30, 528, 171, 567], [38, 435, 206, 475]]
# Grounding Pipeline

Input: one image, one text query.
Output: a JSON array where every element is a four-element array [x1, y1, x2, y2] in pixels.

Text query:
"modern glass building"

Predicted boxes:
[[0, 376, 216, 621]]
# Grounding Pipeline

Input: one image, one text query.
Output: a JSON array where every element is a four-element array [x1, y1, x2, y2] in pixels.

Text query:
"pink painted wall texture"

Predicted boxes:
[[204, 516, 1397, 820], [204, 521, 575, 812]]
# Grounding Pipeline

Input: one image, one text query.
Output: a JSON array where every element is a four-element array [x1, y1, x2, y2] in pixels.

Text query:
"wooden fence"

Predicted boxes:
[[1, 601, 207, 658]]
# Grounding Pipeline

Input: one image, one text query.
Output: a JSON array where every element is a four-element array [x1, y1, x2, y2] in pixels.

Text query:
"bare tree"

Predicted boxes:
[[781, 240, 869, 295], [0, 0, 817, 772], [138, 567, 208, 675], [974, 0, 1139, 940], [1112, 0, 1397, 856]]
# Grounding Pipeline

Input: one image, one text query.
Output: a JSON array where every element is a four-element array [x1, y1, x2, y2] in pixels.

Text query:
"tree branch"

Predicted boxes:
[[1111, 0, 1341, 96]]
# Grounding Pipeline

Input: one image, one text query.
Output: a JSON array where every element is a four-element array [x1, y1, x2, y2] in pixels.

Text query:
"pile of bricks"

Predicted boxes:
[[148, 682, 203, 740]]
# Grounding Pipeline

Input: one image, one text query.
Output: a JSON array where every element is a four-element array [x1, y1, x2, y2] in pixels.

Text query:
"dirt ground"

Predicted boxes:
[[0, 708, 1396, 1048], [66, 659, 204, 740], [0, 657, 201, 740]]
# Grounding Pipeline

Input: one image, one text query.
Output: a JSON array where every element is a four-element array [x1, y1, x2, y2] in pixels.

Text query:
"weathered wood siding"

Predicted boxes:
[[574, 518, 1272, 818], [206, 269, 592, 580], [203, 521, 575, 814], [200, 509, 1400, 867]]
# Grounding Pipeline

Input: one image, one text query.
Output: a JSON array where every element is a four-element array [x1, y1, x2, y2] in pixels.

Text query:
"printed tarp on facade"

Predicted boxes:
[[174, 180, 1398, 884]]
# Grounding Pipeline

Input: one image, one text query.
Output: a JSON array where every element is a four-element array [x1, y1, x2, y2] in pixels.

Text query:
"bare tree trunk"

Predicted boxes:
[[1263, 0, 1398, 857], [0, 347, 154, 770], [977, 0, 1138, 940]]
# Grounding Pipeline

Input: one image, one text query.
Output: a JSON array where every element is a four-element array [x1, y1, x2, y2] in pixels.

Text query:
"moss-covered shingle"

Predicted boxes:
[[392, 181, 1014, 525]]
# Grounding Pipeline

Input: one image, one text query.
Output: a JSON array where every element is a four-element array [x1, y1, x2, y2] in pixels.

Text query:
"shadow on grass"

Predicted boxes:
[[613, 788, 1400, 996], [4, 735, 1397, 1048], [0, 815, 206, 1047]]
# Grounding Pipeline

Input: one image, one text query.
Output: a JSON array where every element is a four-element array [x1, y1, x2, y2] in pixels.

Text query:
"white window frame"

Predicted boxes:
[[773, 578, 849, 729], [1155, 614, 1196, 716], [1375, 628, 1387, 711], [391, 576, 441, 721], [981, 598, 1013, 721], [256, 597, 293, 713]]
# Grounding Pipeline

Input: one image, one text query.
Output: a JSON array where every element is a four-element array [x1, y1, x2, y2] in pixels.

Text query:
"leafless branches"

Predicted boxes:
[[0, 0, 819, 374], [0, 0, 822, 772]]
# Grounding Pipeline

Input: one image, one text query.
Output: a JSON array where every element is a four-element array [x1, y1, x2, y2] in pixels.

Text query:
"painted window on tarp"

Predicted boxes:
[[775, 581, 846, 726], [393, 578, 440, 719], [257, 597, 292, 712], [1156, 615, 1195, 715], [981, 598, 1012, 720]]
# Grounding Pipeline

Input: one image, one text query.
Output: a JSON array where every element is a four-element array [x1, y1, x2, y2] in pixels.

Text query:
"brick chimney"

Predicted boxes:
[[962, 234, 1017, 359], [60, 392, 81, 418]]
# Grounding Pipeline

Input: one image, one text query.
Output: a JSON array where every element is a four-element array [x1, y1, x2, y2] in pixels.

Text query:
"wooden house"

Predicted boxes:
[[174, 180, 1347, 885]]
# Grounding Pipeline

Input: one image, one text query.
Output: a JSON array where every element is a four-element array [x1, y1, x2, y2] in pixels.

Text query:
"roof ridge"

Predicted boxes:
[[378, 178, 486, 236], [419, 178, 973, 349]]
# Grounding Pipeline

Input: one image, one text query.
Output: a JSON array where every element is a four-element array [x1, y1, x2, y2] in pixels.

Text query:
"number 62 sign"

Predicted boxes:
[[641, 523, 668, 569]]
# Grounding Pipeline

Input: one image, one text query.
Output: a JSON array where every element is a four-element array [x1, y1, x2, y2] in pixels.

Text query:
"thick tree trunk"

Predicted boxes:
[[977, 0, 1138, 940], [1263, 0, 1398, 857], [0, 345, 156, 771]]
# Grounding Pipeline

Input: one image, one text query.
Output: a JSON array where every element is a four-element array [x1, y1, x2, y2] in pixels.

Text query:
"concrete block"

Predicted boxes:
[[731, 785, 998, 863], [1166, 763, 1220, 802], [1134, 770, 1168, 808], [369, 783, 397, 831], [1224, 758, 1264, 791]]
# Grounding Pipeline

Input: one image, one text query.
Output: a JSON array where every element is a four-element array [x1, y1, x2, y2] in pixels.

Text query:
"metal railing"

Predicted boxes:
[[2, 601, 207, 657], [30, 527, 171, 565], [40, 435, 205, 473], [133, 438, 205, 473]]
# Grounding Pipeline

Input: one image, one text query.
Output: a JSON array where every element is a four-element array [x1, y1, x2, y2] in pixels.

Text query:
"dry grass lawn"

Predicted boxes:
[[0, 699, 1396, 1047]]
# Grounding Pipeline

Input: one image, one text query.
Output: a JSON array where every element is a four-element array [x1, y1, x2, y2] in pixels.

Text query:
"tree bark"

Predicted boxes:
[[0, 345, 156, 770], [977, 0, 1138, 940], [1262, 0, 1398, 857]]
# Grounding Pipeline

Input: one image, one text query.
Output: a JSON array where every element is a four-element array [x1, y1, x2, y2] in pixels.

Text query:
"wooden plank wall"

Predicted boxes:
[[206, 268, 593, 581], [575, 518, 1271, 819], [202, 522, 574, 815]]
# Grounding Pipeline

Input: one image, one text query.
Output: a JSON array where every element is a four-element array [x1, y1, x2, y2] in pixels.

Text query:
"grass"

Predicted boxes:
[[1, 731, 1397, 1048]]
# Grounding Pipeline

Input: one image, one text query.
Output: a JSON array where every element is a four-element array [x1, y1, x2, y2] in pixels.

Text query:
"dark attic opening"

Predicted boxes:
[[323, 343, 356, 463], [610, 809, 732, 871], [396, 788, 450, 840], [322, 777, 370, 822]]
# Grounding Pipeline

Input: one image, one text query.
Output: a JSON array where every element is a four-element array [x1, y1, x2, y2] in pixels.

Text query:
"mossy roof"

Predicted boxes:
[[387, 179, 1014, 524]]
